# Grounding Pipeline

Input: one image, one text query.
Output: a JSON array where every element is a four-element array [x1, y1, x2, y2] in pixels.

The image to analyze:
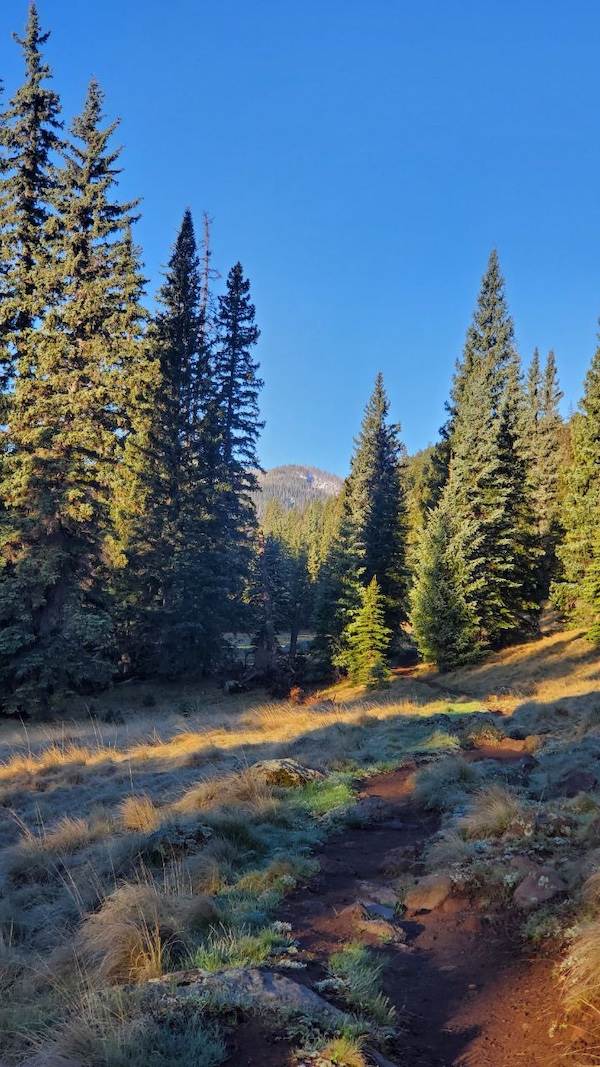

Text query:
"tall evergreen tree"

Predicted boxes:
[[0, 80, 148, 712], [114, 210, 224, 675], [440, 251, 540, 649], [553, 345, 600, 639], [0, 4, 62, 419], [314, 374, 408, 663], [524, 348, 564, 597], [212, 262, 264, 630], [342, 374, 408, 623]]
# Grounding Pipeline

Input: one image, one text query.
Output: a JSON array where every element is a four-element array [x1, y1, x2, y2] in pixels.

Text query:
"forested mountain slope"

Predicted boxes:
[[253, 464, 343, 518]]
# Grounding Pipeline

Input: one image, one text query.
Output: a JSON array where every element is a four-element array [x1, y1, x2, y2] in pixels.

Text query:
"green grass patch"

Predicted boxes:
[[325, 943, 395, 1026], [194, 921, 296, 971], [293, 774, 355, 818]]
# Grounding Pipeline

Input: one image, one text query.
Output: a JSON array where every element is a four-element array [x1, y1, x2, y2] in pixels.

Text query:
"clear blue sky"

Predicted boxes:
[[2, 1, 600, 475]]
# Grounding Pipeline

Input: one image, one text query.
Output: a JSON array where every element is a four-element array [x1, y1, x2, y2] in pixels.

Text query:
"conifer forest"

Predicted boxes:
[[0, 5, 599, 718]]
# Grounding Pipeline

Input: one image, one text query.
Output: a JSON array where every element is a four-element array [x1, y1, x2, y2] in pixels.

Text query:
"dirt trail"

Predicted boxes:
[[234, 765, 568, 1067]]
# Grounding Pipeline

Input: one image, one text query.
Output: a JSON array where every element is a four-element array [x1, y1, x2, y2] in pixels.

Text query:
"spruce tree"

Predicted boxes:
[[442, 251, 540, 649], [212, 262, 264, 630], [0, 80, 148, 712], [0, 4, 62, 419], [524, 348, 564, 597], [410, 497, 480, 671], [341, 373, 408, 626], [554, 346, 600, 639], [335, 577, 392, 688], [113, 210, 226, 675]]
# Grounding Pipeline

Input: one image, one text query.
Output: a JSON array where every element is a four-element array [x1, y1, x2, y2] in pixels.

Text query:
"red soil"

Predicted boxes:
[[230, 766, 570, 1067]]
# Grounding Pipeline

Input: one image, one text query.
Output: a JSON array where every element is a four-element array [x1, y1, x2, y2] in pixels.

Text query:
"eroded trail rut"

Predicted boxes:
[[266, 766, 565, 1067]]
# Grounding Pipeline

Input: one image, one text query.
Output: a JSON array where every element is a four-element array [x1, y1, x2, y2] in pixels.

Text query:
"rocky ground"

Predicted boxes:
[[228, 764, 567, 1067]]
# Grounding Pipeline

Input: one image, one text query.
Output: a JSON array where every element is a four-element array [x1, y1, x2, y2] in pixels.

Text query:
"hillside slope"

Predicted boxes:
[[253, 463, 343, 517]]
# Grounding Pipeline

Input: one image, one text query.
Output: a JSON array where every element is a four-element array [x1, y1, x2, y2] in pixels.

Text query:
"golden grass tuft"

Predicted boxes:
[[458, 784, 524, 839], [177, 767, 274, 815], [119, 794, 161, 833], [320, 1034, 366, 1067], [562, 918, 600, 1014], [75, 883, 186, 985]]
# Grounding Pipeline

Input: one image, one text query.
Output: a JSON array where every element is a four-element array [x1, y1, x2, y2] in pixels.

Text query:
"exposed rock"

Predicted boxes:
[[147, 967, 347, 1020], [520, 754, 539, 773], [535, 810, 577, 837], [142, 820, 212, 859], [404, 872, 453, 912], [250, 759, 324, 787], [362, 901, 396, 921], [512, 867, 567, 909], [365, 1049, 403, 1067], [500, 816, 535, 840], [223, 679, 247, 694], [335, 902, 406, 944]]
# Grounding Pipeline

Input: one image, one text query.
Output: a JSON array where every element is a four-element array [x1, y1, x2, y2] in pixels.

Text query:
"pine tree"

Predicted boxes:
[[0, 80, 148, 712], [446, 249, 519, 444], [340, 373, 408, 625], [442, 251, 540, 649], [113, 210, 227, 675], [410, 496, 480, 671], [524, 348, 564, 597], [212, 262, 264, 630], [0, 4, 62, 420], [335, 577, 392, 688], [553, 346, 600, 639]]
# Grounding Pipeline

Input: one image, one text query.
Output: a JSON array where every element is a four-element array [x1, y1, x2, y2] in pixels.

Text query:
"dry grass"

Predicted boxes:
[[119, 795, 161, 833], [412, 756, 486, 812], [0, 628, 599, 1062], [74, 883, 189, 985], [319, 1034, 366, 1067], [562, 919, 600, 1014], [426, 830, 474, 869], [458, 784, 525, 839]]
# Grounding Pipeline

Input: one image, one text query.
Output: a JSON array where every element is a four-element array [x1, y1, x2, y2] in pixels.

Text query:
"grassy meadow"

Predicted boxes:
[[1, 628, 600, 1064]]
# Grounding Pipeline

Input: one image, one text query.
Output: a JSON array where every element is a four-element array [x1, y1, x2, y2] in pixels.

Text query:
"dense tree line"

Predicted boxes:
[[1, 7, 599, 711], [0, 7, 263, 713]]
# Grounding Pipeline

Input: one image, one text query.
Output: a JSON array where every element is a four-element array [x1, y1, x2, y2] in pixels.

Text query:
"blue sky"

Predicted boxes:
[[2, 1, 600, 474]]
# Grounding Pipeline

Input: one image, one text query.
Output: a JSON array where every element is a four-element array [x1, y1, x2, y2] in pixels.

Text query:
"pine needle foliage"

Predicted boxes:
[[336, 577, 392, 688], [441, 250, 540, 649], [0, 75, 149, 713], [554, 345, 600, 640], [410, 496, 480, 671], [524, 347, 565, 598]]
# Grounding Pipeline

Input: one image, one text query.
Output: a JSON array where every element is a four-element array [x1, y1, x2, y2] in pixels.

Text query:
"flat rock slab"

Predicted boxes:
[[148, 967, 347, 1021], [512, 868, 567, 909], [404, 872, 453, 913], [362, 901, 397, 921]]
